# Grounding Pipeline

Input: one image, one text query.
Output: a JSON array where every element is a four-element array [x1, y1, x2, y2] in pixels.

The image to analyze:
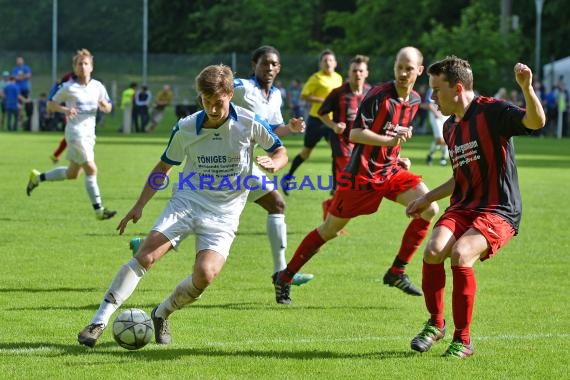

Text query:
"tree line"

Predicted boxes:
[[0, 0, 568, 93]]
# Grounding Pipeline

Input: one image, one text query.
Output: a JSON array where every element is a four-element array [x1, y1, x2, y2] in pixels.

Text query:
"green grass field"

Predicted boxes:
[[1, 121, 569, 379]]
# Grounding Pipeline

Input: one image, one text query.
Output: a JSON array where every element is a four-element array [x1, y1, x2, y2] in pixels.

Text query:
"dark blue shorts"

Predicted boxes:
[[303, 116, 331, 148]]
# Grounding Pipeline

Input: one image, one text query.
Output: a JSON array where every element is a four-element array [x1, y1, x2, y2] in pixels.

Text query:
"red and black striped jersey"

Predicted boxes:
[[319, 82, 371, 158], [444, 96, 532, 231], [344, 81, 421, 184]]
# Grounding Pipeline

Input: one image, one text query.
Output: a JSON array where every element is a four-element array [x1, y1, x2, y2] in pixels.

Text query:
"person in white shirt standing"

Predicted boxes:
[[77, 64, 288, 348], [232, 46, 314, 293], [26, 49, 116, 220]]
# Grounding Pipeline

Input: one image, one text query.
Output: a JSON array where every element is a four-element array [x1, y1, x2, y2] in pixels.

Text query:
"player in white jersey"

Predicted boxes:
[[231, 46, 314, 293], [26, 49, 116, 220], [129, 46, 314, 294], [77, 64, 288, 348]]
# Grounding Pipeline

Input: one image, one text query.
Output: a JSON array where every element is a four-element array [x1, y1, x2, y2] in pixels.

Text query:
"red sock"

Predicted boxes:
[[53, 138, 67, 158], [451, 266, 476, 344], [279, 229, 325, 283], [390, 218, 430, 274], [422, 261, 446, 329]]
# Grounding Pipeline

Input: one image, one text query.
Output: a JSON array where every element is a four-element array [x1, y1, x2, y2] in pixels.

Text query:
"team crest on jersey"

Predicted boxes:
[[212, 133, 222, 141]]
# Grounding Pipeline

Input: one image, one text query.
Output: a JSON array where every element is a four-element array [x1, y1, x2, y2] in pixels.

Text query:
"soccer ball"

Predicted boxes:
[[112, 308, 153, 350]]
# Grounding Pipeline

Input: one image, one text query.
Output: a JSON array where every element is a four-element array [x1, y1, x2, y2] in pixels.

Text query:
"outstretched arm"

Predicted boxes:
[[273, 117, 306, 137], [117, 160, 173, 234]]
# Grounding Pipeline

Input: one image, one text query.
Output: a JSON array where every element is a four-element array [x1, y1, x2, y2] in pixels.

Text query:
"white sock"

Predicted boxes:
[[44, 167, 67, 181], [267, 214, 287, 273], [90, 258, 147, 326], [442, 145, 449, 159], [85, 175, 102, 208], [428, 141, 437, 155], [155, 275, 203, 319]]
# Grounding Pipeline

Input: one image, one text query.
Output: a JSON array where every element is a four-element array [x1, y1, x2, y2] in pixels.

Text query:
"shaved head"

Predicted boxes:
[[396, 47, 423, 66]]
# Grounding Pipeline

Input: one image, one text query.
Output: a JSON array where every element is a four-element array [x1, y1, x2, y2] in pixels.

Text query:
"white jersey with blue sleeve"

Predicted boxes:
[[161, 103, 282, 217], [232, 76, 284, 131], [52, 78, 111, 140]]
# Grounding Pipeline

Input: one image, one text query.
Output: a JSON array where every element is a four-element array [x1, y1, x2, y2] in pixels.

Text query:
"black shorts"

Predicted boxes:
[[303, 116, 331, 148]]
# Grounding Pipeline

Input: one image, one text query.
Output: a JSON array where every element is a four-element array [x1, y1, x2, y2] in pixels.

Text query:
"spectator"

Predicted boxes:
[[0, 70, 9, 129], [275, 80, 287, 113], [120, 82, 137, 133], [3, 76, 24, 131], [493, 87, 507, 100], [286, 79, 304, 119], [133, 85, 152, 133], [509, 89, 524, 107], [147, 84, 173, 132], [544, 86, 557, 136], [21, 98, 34, 131], [38, 93, 49, 131], [556, 80, 569, 137], [12, 56, 32, 98]]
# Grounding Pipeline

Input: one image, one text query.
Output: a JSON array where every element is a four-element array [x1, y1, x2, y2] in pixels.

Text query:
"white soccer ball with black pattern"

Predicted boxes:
[[112, 308, 153, 350]]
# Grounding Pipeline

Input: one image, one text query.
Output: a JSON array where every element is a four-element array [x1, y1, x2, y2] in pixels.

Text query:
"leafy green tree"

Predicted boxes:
[[420, 2, 523, 95], [513, 0, 570, 69], [0, 0, 141, 52], [321, 0, 468, 81], [150, 0, 330, 54], [0, 1, 53, 50]]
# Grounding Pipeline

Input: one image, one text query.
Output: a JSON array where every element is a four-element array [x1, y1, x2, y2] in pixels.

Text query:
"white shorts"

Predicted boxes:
[[247, 164, 278, 202], [151, 194, 238, 259], [66, 136, 95, 164], [429, 112, 445, 140]]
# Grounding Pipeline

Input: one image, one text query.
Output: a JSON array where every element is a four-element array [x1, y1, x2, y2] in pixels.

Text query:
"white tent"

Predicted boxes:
[[543, 56, 570, 91]]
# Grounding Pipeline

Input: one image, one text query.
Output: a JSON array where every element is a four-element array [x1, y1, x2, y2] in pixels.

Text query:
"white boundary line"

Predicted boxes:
[[1, 333, 568, 354]]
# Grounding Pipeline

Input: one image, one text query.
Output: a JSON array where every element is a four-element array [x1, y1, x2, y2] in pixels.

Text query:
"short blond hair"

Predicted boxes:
[[73, 49, 94, 66]]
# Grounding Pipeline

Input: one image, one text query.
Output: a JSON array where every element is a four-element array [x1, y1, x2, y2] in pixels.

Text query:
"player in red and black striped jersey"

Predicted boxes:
[[406, 56, 545, 358], [318, 54, 372, 221], [272, 47, 440, 304]]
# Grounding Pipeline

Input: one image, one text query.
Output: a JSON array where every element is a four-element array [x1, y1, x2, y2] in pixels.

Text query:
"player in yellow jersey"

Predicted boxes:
[[282, 49, 343, 194]]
